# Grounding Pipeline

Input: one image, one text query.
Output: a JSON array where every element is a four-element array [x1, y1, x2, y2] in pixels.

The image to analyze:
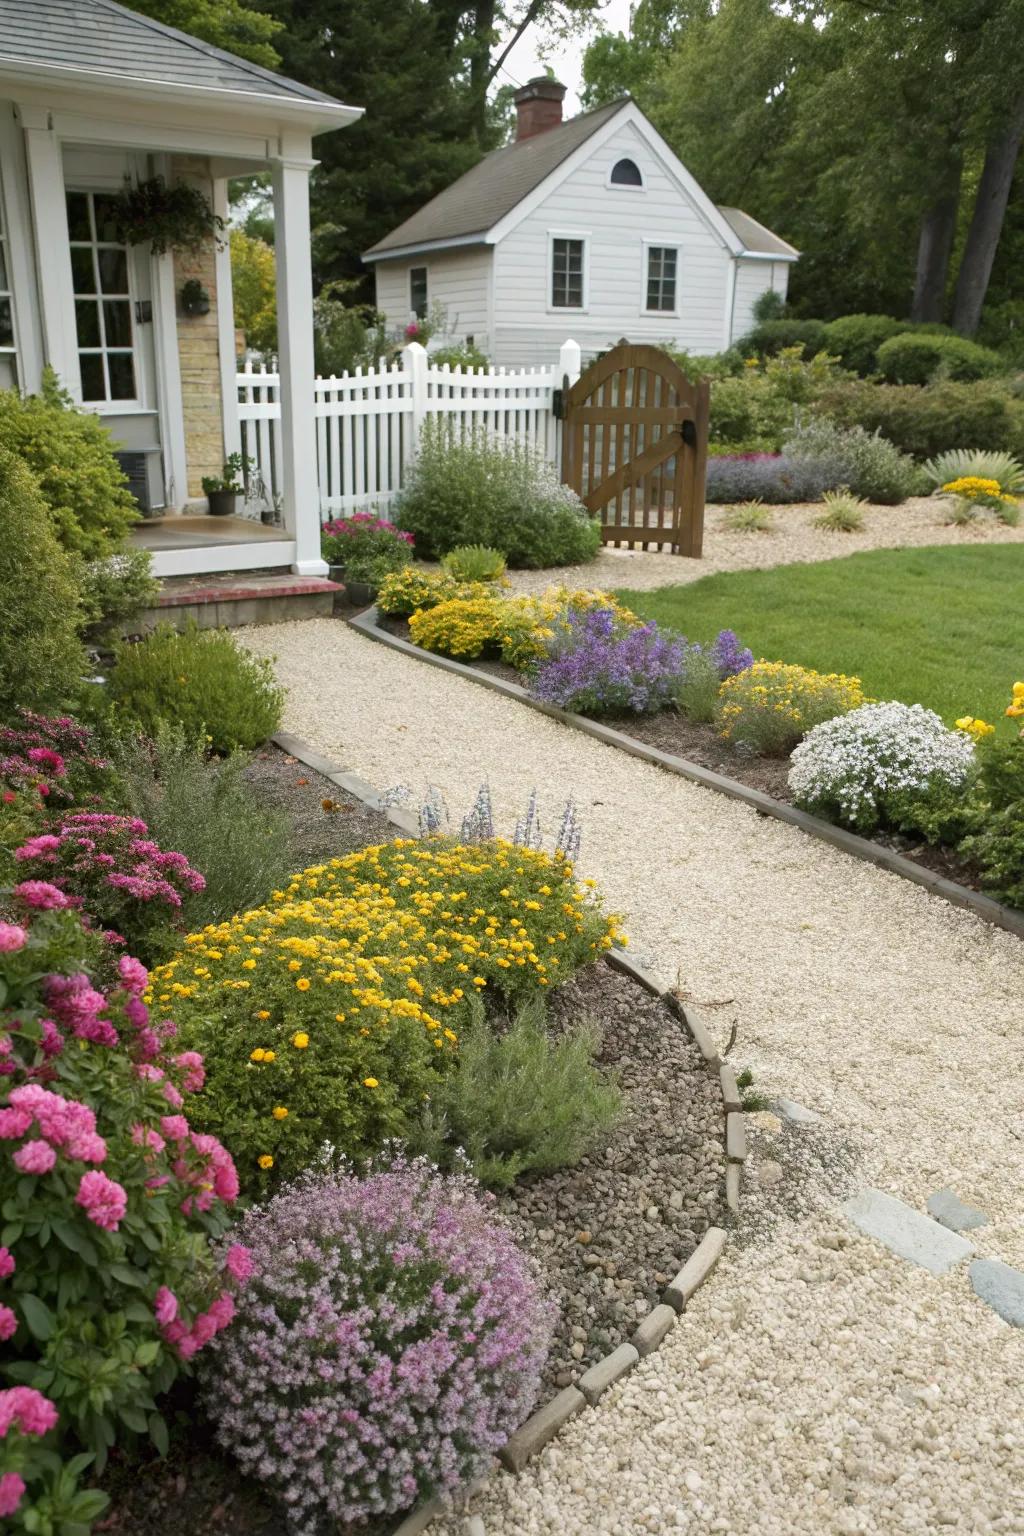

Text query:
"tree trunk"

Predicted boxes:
[[470, 0, 497, 143], [952, 88, 1024, 336], [911, 170, 961, 323]]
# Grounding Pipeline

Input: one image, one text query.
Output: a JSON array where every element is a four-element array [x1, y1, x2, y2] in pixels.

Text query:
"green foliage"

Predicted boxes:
[[107, 623, 283, 753], [821, 314, 905, 376], [752, 289, 787, 323], [921, 447, 1024, 493], [441, 545, 507, 582], [126, 0, 282, 66], [112, 177, 222, 258], [410, 995, 622, 1189], [429, 342, 491, 370], [876, 331, 1006, 385], [783, 418, 922, 504], [0, 372, 138, 558], [737, 319, 827, 359], [0, 448, 85, 720], [615, 545, 1024, 730], [671, 647, 725, 724], [376, 566, 475, 617], [943, 497, 979, 526], [79, 549, 160, 644], [811, 377, 1024, 460], [396, 422, 602, 568], [230, 229, 277, 355], [722, 499, 775, 533], [717, 660, 866, 756], [961, 739, 1024, 908], [312, 290, 391, 377], [113, 723, 290, 926], [812, 489, 867, 532]]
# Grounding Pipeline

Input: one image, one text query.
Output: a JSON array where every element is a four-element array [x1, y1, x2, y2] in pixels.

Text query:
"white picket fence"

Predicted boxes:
[[236, 340, 582, 520]]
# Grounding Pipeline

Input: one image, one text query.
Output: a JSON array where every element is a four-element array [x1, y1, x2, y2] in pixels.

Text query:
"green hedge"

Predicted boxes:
[[820, 314, 905, 375], [810, 377, 1024, 460], [736, 319, 828, 359], [876, 331, 1006, 385]]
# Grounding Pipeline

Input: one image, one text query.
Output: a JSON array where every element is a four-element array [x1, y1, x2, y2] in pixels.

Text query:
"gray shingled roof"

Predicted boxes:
[[364, 99, 626, 258], [0, 0, 349, 108], [718, 206, 799, 259]]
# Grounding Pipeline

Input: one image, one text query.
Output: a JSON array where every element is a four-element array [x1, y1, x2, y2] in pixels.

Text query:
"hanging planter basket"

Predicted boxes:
[[112, 177, 225, 257]]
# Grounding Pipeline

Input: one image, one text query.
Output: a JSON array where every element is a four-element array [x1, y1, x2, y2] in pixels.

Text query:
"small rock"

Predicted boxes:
[[757, 1160, 784, 1187], [669, 1189, 684, 1211], [646, 1205, 660, 1220], [777, 1097, 822, 1125], [570, 1341, 585, 1360], [575, 1229, 592, 1245], [683, 1470, 701, 1493]]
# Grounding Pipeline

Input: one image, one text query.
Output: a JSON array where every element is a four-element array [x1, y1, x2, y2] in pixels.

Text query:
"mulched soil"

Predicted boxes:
[[99, 755, 725, 1533]]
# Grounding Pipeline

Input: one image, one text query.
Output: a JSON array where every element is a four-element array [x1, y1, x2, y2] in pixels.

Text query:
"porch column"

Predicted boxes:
[[18, 105, 80, 397], [271, 137, 326, 577]]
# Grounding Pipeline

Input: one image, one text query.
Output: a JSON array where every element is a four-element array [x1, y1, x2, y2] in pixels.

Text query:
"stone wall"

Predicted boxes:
[[171, 155, 224, 500]]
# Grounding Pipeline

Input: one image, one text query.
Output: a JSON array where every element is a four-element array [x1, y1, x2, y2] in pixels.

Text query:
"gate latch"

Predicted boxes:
[[552, 388, 564, 420], [679, 419, 697, 447]]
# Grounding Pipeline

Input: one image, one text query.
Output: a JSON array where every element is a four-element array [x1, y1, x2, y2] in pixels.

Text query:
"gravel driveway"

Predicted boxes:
[[241, 614, 1024, 1536]]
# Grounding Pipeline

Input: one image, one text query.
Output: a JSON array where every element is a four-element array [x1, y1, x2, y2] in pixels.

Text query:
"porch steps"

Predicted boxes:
[[138, 570, 342, 632]]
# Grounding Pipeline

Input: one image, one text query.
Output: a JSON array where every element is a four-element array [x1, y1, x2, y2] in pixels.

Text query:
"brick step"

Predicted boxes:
[[140, 572, 342, 631]]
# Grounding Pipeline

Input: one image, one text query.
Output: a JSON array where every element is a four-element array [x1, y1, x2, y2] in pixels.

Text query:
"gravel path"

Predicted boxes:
[[503, 498, 1024, 594], [242, 616, 1024, 1536]]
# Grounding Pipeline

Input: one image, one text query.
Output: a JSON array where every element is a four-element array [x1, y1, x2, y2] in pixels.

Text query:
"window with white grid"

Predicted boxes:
[[645, 246, 678, 312], [66, 190, 138, 404]]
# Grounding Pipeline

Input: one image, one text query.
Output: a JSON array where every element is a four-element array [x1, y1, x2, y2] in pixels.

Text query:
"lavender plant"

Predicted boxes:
[[705, 453, 838, 505], [530, 608, 687, 717], [381, 783, 584, 860], [202, 1159, 554, 1530]]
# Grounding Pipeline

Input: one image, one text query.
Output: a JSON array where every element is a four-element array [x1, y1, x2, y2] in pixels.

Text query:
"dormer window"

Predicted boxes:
[[610, 158, 643, 187]]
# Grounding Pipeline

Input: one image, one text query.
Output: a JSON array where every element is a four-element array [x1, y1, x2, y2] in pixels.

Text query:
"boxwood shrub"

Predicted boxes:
[[876, 331, 1006, 385], [736, 318, 828, 359]]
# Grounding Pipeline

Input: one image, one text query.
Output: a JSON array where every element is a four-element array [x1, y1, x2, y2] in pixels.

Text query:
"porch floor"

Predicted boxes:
[[131, 515, 283, 551]]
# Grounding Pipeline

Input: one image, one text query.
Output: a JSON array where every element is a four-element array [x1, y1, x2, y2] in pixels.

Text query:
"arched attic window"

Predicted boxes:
[[609, 157, 643, 187]]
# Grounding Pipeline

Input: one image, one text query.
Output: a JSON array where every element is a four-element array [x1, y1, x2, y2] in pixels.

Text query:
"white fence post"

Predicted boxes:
[[559, 338, 582, 388], [404, 341, 429, 460]]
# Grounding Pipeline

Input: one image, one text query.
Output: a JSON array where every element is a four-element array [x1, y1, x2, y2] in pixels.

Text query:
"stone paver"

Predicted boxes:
[[969, 1259, 1024, 1327], [842, 1189, 976, 1275], [928, 1188, 989, 1233]]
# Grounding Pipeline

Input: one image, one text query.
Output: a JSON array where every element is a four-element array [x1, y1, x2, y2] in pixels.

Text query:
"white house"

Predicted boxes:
[[364, 80, 799, 369], [0, 0, 360, 578]]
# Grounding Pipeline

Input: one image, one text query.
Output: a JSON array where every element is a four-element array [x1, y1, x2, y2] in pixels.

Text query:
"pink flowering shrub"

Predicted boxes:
[[0, 713, 111, 887], [0, 1385, 106, 1531], [0, 905, 247, 1522], [203, 1158, 554, 1531], [14, 811, 205, 962]]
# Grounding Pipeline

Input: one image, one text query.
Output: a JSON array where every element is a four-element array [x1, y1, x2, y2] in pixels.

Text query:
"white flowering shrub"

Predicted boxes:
[[788, 701, 977, 834]]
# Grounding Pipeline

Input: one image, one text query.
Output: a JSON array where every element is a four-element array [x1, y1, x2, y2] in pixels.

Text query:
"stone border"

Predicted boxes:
[[347, 606, 1024, 944], [266, 732, 739, 1530]]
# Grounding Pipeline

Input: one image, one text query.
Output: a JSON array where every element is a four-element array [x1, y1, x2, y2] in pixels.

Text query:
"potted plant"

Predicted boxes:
[[112, 176, 224, 256], [320, 513, 414, 586], [201, 453, 248, 517], [341, 550, 400, 607]]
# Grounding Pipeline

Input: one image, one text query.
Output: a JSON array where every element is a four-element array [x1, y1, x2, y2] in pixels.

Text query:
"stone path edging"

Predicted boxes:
[[268, 731, 738, 1534], [347, 607, 1024, 943]]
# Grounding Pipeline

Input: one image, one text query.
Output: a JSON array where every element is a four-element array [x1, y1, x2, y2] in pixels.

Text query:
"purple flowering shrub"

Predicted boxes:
[[706, 453, 839, 504], [14, 812, 205, 962], [669, 629, 755, 723], [0, 907, 247, 1525], [530, 607, 687, 716], [203, 1158, 555, 1530]]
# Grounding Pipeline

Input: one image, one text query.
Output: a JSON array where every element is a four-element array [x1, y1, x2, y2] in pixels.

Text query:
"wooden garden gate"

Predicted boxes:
[[560, 343, 710, 556]]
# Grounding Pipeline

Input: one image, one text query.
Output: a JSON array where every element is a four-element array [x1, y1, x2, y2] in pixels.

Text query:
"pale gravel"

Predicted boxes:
[[241, 593, 1024, 1536], [503, 497, 1024, 595]]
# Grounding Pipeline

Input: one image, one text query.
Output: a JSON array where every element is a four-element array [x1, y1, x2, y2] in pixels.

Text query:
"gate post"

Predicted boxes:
[[558, 338, 582, 387], [404, 341, 429, 461]]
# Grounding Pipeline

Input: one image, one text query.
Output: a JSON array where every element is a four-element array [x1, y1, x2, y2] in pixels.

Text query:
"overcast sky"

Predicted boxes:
[[497, 0, 636, 114]]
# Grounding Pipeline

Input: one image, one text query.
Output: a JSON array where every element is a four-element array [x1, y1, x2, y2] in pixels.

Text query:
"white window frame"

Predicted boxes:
[[606, 157, 645, 192], [409, 264, 428, 321], [641, 239, 679, 317], [66, 186, 144, 411], [547, 229, 589, 314]]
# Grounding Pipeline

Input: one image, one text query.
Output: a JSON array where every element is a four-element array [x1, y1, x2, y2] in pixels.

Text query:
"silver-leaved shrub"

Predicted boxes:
[[788, 701, 976, 834]]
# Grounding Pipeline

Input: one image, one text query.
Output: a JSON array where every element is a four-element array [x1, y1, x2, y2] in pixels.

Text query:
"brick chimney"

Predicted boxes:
[[514, 77, 567, 141]]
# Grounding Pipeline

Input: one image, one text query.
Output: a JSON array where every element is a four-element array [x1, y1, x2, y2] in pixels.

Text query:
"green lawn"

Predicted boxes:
[[615, 544, 1024, 731]]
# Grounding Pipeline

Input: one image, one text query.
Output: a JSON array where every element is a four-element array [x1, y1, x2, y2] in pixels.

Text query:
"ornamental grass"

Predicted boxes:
[[717, 660, 866, 755], [156, 839, 620, 1190]]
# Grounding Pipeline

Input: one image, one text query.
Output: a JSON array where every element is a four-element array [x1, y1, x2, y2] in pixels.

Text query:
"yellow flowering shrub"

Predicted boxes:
[[940, 476, 1014, 506], [1007, 679, 1024, 724], [955, 714, 995, 741], [497, 587, 641, 672], [717, 660, 866, 755], [408, 597, 506, 659], [154, 839, 621, 1190], [376, 567, 493, 618]]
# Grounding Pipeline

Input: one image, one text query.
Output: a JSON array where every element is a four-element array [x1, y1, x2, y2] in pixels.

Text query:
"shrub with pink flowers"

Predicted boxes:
[[320, 511, 414, 582], [203, 1158, 554, 1531], [14, 811, 205, 962], [0, 713, 112, 883], [0, 905, 248, 1526]]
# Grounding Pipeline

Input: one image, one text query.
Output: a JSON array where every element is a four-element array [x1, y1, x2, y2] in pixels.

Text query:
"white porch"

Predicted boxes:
[[0, 21, 360, 579]]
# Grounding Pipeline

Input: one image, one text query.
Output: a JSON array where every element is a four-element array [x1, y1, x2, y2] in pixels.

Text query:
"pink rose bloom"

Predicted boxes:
[[212, 1159, 239, 1203], [162, 1081, 183, 1109], [75, 1170, 127, 1232], [207, 1292, 235, 1330], [0, 1387, 59, 1437], [0, 1305, 16, 1341], [67, 1131, 107, 1165], [175, 1051, 205, 1093], [0, 1246, 14, 1279], [189, 1312, 217, 1348], [39, 1019, 64, 1057], [224, 1243, 254, 1284], [161, 1318, 187, 1347], [13, 1139, 57, 1175], [13, 881, 72, 910], [153, 1286, 178, 1327], [160, 1115, 189, 1142], [0, 923, 27, 953], [0, 1472, 25, 1517], [118, 954, 149, 994], [0, 1108, 32, 1140], [177, 1333, 199, 1360]]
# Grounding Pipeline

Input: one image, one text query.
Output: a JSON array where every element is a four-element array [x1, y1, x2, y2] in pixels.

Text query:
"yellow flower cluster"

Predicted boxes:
[[955, 715, 995, 740], [941, 476, 1017, 507], [1005, 679, 1024, 727], [376, 566, 493, 618], [718, 660, 866, 753], [405, 582, 640, 670]]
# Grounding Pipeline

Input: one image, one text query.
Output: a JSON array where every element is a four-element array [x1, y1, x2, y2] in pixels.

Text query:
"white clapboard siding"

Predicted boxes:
[[237, 340, 580, 519]]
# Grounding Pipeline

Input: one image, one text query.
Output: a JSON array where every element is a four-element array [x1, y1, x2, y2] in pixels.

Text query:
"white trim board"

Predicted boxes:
[[148, 538, 296, 578]]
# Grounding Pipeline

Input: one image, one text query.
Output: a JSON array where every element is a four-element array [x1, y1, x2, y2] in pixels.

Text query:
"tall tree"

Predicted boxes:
[[129, 0, 283, 67]]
